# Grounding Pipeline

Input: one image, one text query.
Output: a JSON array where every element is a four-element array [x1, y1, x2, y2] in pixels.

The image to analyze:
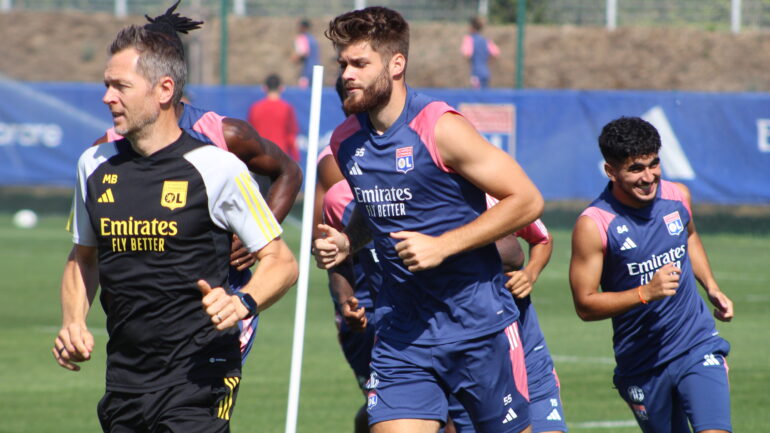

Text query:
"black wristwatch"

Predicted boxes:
[[234, 292, 259, 319]]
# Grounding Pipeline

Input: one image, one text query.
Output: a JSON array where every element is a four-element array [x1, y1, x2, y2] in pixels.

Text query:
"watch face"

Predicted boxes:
[[239, 292, 258, 317]]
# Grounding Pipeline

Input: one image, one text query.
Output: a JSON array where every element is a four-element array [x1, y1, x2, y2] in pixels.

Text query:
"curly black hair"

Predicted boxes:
[[598, 117, 661, 166]]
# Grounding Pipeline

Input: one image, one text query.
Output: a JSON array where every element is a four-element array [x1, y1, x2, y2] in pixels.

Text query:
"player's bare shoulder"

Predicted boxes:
[[220, 117, 265, 157]]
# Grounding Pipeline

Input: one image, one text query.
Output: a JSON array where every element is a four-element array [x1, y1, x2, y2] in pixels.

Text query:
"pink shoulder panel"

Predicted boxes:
[[317, 145, 333, 164], [329, 116, 362, 161], [106, 127, 122, 142], [579, 206, 616, 253], [408, 101, 459, 173], [485, 194, 549, 244], [515, 219, 550, 245], [323, 180, 354, 231], [192, 111, 227, 150], [660, 180, 692, 217]]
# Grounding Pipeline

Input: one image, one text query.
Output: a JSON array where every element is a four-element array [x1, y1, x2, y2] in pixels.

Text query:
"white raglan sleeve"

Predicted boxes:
[[70, 148, 102, 247], [187, 147, 283, 253]]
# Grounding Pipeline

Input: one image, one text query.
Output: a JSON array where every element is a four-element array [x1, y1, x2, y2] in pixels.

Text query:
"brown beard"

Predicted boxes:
[[343, 67, 392, 115]]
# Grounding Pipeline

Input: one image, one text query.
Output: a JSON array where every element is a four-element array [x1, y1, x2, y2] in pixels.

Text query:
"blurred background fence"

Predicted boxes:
[[3, 0, 770, 31]]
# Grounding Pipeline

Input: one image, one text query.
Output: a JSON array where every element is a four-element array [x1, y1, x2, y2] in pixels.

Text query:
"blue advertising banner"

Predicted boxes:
[[1, 81, 768, 204]]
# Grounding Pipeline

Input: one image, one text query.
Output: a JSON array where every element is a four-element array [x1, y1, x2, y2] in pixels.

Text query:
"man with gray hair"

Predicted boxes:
[[52, 3, 298, 431]]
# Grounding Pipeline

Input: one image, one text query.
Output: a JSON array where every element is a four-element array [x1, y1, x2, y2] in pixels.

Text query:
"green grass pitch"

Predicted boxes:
[[0, 212, 768, 432]]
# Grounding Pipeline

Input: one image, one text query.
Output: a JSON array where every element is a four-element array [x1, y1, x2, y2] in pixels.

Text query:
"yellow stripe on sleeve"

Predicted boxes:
[[239, 172, 281, 238], [235, 172, 281, 240], [65, 209, 74, 233], [234, 173, 272, 241]]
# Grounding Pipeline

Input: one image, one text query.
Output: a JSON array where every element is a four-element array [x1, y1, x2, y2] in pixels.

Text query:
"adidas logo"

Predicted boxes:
[[702, 354, 721, 366], [349, 162, 363, 176], [501, 407, 517, 424], [98, 188, 115, 203], [546, 409, 562, 421], [620, 237, 637, 251]]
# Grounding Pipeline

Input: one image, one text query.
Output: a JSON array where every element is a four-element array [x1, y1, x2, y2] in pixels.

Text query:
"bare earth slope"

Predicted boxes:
[[2, 11, 770, 91]]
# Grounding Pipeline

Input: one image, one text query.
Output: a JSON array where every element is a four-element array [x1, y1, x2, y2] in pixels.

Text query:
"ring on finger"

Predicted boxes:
[[216, 313, 222, 323]]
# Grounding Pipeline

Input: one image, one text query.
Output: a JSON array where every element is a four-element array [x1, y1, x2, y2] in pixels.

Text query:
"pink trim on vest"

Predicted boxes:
[[409, 101, 459, 173], [317, 145, 333, 164], [106, 127, 122, 142], [294, 34, 309, 56], [515, 219, 549, 245], [485, 194, 549, 245], [323, 180, 354, 231], [488, 40, 500, 57], [580, 207, 616, 253], [552, 368, 561, 389], [660, 180, 691, 218], [330, 116, 362, 162], [505, 322, 530, 402], [720, 354, 730, 379], [193, 111, 227, 150], [485, 194, 499, 209], [239, 316, 255, 353], [461, 35, 473, 57]]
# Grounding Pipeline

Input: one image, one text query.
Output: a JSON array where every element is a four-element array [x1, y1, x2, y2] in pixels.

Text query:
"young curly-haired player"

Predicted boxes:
[[569, 116, 733, 433]]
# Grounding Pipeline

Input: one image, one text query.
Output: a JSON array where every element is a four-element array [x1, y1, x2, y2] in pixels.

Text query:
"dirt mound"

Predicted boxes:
[[2, 10, 770, 91]]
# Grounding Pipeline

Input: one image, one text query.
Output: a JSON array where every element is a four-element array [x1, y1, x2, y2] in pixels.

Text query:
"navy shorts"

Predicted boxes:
[[614, 338, 731, 433], [449, 368, 567, 433], [97, 376, 241, 433], [367, 322, 530, 432], [337, 310, 376, 390]]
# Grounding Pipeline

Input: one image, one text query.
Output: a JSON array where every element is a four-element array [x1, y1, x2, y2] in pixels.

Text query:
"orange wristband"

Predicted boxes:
[[637, 286, 648, 304]]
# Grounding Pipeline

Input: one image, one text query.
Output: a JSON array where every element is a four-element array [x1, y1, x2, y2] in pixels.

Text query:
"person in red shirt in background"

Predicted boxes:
[[248, 74, 300, 162]]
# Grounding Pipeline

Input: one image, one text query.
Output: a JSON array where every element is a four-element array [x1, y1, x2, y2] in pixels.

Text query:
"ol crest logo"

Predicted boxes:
[[367, 391, 378, 410], [395, 146, 414, 174], [161, 181, 188, 210], [663, 211, 684, 236]]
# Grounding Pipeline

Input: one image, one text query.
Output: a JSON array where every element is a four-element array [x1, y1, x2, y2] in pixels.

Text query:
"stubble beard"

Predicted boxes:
[[343, 68, 393, 115], [116, 102, 160, 142]]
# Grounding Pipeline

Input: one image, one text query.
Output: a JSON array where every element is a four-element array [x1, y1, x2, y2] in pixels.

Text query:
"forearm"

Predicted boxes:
[[573, 286, 646, 321], [222, 118, 302, 223], [438, 194, 542, 258], [343, 206, 373, 254], [61, 247, 98, 324], [265, 167, 302, 222], [243, 242, 298, 312], [523, 241, 552, 285], [328, 260, 357, 305], [688, 232, 719, 293]]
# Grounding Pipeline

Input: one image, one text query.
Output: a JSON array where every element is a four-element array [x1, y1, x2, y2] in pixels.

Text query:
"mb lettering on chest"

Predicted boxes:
[[626, 244, 687, 285], [100, 217, 178, 253], [353, 185, 413, 218]]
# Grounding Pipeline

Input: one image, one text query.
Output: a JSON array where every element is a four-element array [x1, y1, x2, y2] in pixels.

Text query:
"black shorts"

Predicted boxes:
[[97, 377, 241, 433]]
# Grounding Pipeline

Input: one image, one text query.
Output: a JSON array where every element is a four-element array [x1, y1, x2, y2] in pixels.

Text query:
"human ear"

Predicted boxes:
[[389, 53, 406, 78], [604, 162, 615, 180], [157, 76, 175, 105]]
